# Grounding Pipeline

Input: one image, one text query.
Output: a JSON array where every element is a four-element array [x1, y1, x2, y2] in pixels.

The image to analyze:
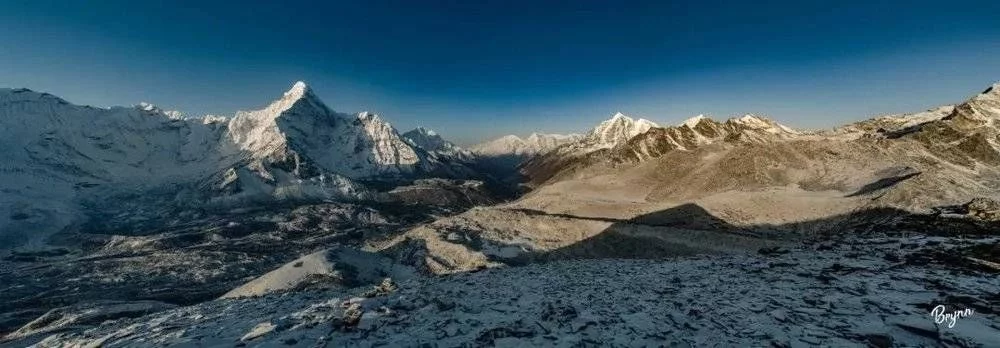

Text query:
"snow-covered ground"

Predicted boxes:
[[18, 235, 999, 347]]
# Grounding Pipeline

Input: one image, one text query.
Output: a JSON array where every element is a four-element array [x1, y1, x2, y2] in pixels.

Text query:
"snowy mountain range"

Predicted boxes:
[[4, 79, 999, 252], [469, 133, 582, 157], [538, 112, 661, 157], [524, 83, 1000, 206], [401, 127, 474, 161], [605, 113, 800, 163], [466, 112, 658, 174], [0, 82, 479, 249], [581, 112, 659, 150], [2, 78, 808, 250], [4, 81, 1000, 346], [8, 80, 999, 251], [519, 112, 663, 184]]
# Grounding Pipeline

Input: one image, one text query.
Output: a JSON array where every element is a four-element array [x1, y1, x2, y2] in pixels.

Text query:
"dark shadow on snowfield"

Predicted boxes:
[[846, 169, 922, 197], [473, 202, 1000, 266]]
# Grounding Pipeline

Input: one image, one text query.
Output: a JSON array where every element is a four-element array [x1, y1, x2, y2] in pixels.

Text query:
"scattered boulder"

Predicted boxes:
[[241, 322, 276, 342], [963, 197, 1000, 221], [221, 248, 414, 299], [335, 302, 363, 331], [758, 246, 790, 256], [362, 278, 399, 298]]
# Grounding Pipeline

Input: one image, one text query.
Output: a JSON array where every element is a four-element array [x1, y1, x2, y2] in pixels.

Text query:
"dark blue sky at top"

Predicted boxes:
[[1, 1, 999, 144]]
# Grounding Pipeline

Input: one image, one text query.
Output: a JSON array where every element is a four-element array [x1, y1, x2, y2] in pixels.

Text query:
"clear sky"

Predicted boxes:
[[2, 1, 999, 145]]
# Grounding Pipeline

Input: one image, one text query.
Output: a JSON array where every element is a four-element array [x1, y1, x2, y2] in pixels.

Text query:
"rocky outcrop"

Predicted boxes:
[[963, 197, 1000, 221], [221, 248, 414, 299]]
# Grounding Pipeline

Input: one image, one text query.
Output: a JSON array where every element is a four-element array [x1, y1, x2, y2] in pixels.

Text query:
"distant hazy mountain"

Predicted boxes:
[[466, 132, 583, 180], [469, 133, 582, 158]]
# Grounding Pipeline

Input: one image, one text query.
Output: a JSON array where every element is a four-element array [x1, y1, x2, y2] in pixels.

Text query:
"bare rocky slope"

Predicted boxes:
[[368, 83, 1000, 278], [525, 88, 1000, 204]]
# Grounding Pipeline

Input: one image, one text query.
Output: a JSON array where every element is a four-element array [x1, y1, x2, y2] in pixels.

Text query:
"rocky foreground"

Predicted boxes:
[[12, 234, 999, 347]]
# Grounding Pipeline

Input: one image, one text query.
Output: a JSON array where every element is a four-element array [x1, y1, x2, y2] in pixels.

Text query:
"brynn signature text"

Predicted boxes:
[[931, 305, 974, 328]]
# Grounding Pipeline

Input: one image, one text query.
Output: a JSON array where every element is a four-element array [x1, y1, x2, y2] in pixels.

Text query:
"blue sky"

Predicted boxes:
[[1, 1, 999, 145]]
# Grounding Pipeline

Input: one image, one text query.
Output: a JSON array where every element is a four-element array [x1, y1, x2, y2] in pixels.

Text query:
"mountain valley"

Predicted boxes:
[[2, 81, 1000, 347]]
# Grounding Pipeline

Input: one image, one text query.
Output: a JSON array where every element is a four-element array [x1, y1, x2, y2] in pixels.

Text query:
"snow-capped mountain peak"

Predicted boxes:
[[523, 112, 806, 183], [357, 111, 381, 121], [227, 82, 317, 161], [137, 102, 184, 119], [518, 113, 661, 177], [584, 112, 659, 149], [414, 126, 437, 137], [734, 114, 767, 125], [727, 114, 797, 134], [137, 101, 158, 112], [681, 114, 708, 128], [401, 127, 474, 163], [402, 127, 450, 152], [279, 81, 323, 111], [284, 81, 311, 100], [223, 81, 469, 179], [0, 81, 491, 250]]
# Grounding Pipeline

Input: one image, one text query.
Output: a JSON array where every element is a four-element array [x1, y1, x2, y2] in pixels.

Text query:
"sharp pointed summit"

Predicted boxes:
[[585, 112, 659, 149], [287, 81, 310, 96], [401, 126, 474, 162], [224, 82, 488, 180], [402, 127, 448, 151], [273, 81, 317, 109]]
